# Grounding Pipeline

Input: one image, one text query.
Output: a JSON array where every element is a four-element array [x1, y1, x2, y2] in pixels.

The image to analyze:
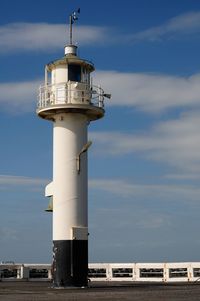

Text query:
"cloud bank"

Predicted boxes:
[[0, 23, 108, 53], [0, 11, 200, 54], [0, 175, 48, 187], [89, 178, 200, 202], [1, 71, 200, 114], [132, 11, 200, 41], [0, 174, 199, 204], [95, 71, 200, 112], [90, 110, 200, 176], [0, 79, 40, 114]]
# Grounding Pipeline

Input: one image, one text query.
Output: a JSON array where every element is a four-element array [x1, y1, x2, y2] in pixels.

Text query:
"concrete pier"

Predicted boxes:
[[0, 281, 200, 301]]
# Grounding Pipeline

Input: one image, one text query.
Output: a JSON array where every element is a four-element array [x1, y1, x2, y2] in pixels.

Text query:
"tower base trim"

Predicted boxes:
[[52, 240, 88, 288]]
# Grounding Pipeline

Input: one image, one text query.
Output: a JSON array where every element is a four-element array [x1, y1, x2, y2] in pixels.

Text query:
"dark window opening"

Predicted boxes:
[[112, 268, 132, 278], [140, 268, 163, 278], [169, 268, 188, 278], [29, 268, 48, 278], [88, 268, 107, 278], [0, 269, 17, 278], [68, 64, 81, 82], [193, 268, 200, 277], [82, 67, 90, 84]]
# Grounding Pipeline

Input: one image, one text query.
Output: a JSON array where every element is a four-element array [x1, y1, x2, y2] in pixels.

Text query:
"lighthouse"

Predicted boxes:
[[36, 10, 110, 288]]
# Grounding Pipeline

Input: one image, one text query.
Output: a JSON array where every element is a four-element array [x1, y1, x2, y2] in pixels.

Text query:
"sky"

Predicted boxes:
[[1, 0, 200, 264]]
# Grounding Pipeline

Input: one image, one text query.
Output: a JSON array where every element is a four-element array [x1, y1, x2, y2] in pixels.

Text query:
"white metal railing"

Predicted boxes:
[[1, 262, 200, 282], [37, 82, 104, 110]]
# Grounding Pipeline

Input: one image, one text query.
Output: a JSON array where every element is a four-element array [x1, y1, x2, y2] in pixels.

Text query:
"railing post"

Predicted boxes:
[[45, 86, 48, 106], [188, 264, 192, 282], [38, 85, 41, 108], [65, 83, 68, 104], [108, 264, 112, 281], [135, 264, 139, 281], [132, 263, 136, 281], [20, 265, 29, 280], [69, 82, 71, 103], [17, 267, 21, 279], [98, 85, 104, 108], [48, 268, 52, 280]]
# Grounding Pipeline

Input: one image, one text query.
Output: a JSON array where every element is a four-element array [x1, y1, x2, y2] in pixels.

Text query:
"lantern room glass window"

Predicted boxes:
[[82, 67, 90, 84], [68, 64, 81, 82]]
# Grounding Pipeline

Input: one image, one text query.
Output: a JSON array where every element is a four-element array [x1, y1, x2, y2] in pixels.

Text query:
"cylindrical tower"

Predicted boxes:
[[37, 38, 106, 287]]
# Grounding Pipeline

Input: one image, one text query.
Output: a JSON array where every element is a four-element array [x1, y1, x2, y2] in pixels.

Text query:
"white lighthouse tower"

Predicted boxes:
[[37, 10, 110, 288]]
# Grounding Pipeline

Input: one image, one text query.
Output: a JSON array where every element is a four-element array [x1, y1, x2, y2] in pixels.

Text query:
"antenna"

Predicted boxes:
[[69, 8, 80, 45]]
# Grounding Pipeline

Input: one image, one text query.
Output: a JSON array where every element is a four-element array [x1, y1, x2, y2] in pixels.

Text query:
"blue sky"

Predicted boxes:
[[1, 0, 200, 263]]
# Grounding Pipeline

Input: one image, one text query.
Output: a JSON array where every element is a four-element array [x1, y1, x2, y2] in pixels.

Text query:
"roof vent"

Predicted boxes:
[[65, 45, 77, 56]]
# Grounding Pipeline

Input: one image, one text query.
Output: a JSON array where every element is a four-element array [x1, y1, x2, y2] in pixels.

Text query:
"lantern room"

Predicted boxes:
[[37, 45, 105, 121]]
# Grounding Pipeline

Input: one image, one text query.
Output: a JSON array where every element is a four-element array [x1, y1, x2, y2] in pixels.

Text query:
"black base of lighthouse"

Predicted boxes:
[[52, 240, 88, 288]]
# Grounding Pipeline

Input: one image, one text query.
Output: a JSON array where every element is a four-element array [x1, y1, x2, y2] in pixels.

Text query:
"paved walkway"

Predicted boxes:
[[1, 281, 200, 300]]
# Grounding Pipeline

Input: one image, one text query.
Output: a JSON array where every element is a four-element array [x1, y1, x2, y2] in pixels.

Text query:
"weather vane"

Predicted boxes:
[[69, 8, 80, 45]]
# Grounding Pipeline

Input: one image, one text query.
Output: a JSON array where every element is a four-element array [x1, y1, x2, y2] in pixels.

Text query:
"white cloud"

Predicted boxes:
[[0, 23, 108, 53], [165, 173, 200, 180], [0, 175, 48, 187], [132, 11, 200, 41], [94, 71, 200, 113], [0, 12, 199, 54], [89, 178, 200, 202], [1, 70, 200, 115], [90, 110, 200, 175], [135, 216, 167, 230], [0, 227, 18, 241], [0, 79, 40, 114]]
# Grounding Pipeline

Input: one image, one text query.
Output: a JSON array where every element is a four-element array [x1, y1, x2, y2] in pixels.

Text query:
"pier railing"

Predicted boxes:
[[1, 262, 200, 282]]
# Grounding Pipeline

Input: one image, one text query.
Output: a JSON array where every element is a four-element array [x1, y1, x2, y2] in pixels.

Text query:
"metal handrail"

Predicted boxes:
[[37, 82, 104, 109]]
